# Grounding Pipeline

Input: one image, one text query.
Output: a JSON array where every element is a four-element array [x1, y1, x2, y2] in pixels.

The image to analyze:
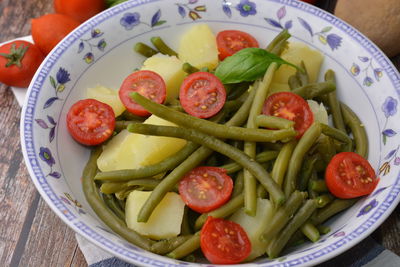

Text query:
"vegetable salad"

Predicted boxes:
[[66, 24, 379, 264]]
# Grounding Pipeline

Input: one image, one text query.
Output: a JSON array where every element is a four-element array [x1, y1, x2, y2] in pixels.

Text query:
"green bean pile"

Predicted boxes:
[[81, 29, 368, 262]]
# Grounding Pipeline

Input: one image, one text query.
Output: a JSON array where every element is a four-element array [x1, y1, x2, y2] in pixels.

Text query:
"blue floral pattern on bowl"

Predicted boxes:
[[78, 29, 107, 64], [176, 1, 206, 20]]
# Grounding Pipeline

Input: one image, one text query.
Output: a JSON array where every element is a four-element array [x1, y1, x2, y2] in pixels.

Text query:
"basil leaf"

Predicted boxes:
[[215, 48, 302, 84]]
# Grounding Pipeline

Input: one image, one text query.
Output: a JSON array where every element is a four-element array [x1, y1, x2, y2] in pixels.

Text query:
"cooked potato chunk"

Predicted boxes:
[[178, 24, 219, 70], [125, 191, 185, 240]]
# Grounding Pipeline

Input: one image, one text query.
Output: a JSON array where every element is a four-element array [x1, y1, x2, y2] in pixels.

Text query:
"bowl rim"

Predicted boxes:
[[20, 0, 400, 266]]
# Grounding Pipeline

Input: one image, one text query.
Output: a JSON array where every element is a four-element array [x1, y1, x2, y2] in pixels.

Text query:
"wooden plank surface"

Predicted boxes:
[[0, 0, 399, 267]]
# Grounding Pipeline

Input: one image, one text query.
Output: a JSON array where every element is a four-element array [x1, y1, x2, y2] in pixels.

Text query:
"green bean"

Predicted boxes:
[[82, 148, 154, 250], [266, 29, 291, 55], [119, 110, 147, 122], [134, 42, 158, 57], [182, 62, 199, 74], [317, 224, 331, 235], [292, 81, 336, 99], [311, 198, 358, 225], [134, 87, 256, 222], [127, 123, 285, 206], [95, 142, 199, 182], [300, 221, 320, 242], [181, 207, 192, 235], [320, 123, 352, 152], [220, 151, 278, 174], [310, 180, 328, 193], [151, 235, 193, 255], [341, 103, 368, 157], [167, 232, 200, 259], [261, 191, 307, 241], [244, 63, 277, 215], [307, 172, 319, 199], [183, 254, 196, 262], [296, 61, 309, 86], [298, 154, 319, 191], [115, 120, 138, 132], [150, 37, 178, 56], [283, 122, 322, 197], [325, 70, 346, 132], [102, 193, 125, 220], [115, 188, 136, 200], [257, 184, 268, 198], [316, 135, 336, 164], [232, 171, 244, 197], [256, 115, 295, 129], [194, 194, 244, 230], [271, 140, 297, 187], [100, 179, 161, 194], [287, 230, 305, 247], [315, 194, 334, 208], [226, 82, 251, 100], [267, 199, 318, 258], [130, 92, 296, 143], [288, 75, 302, 90]]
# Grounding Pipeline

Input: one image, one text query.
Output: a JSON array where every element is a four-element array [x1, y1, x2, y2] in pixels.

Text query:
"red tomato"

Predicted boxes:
[[66, 99, 115, 146], [179, 166, 233, 213], [0, 41, 45, 88], [216, 30, 259, 60], [263, 92, 314, 138], [179, 72, 226, 119], [325, 152, 379, 199], [200, 216, 251, 264], [301, 0, 317, 4], [119, 70, 166, 117], [54, 0, 105, 23], [31, 14, 80, 55]]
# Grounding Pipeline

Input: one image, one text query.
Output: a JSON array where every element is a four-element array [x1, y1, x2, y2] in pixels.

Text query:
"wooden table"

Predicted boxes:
[[0, 1, 399, 266]]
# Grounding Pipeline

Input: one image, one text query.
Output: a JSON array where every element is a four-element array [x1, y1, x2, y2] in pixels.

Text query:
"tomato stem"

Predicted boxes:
[[0, 43, 28, 68]]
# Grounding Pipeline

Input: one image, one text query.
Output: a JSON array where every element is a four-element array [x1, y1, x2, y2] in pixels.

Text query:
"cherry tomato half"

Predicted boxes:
[[263, 92, 314, 138], [179, 72, 226, 119], [216, 30, 259, 60], [200, 216, 251, 264], [325, 152, 379, 199], [179, 167, 233, 213], [66, 99, 115, 146], [119, 70, 166, 117]]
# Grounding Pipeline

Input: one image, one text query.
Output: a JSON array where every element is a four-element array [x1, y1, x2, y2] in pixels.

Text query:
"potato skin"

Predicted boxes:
[[334, 0, 400, 57]]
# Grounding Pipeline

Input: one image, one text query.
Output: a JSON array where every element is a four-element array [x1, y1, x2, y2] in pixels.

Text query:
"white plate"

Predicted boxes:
[[20, 0, 400, 266]]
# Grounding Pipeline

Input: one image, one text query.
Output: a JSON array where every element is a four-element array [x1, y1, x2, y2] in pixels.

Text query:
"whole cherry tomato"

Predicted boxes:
[[31, 13, 80, 55], [54, 0, 105, 23], [0, 40, 45, 88]]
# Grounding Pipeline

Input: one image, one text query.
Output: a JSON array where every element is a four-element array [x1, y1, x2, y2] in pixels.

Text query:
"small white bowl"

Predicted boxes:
[[21, 0, 400, 266]]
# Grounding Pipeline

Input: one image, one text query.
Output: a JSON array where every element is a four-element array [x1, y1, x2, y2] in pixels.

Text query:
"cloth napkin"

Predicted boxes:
[[10, 75, 400, 267]]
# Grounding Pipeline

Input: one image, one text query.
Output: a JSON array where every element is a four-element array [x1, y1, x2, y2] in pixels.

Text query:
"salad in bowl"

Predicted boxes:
[[21, 0, 400, 266]]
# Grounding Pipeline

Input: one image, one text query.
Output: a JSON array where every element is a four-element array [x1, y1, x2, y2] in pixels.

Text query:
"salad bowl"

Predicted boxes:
[[20, 0, 400, 266]]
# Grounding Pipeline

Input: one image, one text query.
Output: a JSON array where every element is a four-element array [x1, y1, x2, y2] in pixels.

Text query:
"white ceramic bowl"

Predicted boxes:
[[21, 0, 400, 266]]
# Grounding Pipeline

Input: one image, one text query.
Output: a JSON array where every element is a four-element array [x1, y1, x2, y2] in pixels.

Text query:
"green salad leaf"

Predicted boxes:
[[215, 48, 303, 84]]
